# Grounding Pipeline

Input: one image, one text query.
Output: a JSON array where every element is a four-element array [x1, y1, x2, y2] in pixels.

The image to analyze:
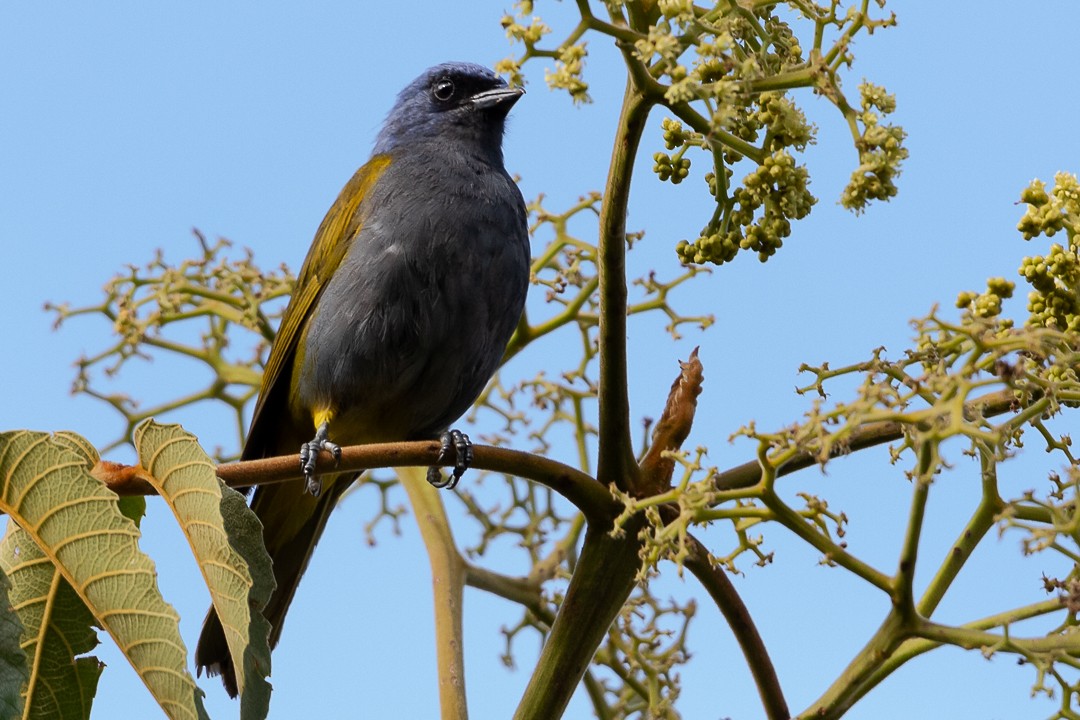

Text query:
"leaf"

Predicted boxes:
[[0, 522, 102, 720], [0, 553, 29, 719], [132, 421, 272, 717], [50, 432, 99, 465], [0, 430, 203, 720], [217, 484, 274, 720]]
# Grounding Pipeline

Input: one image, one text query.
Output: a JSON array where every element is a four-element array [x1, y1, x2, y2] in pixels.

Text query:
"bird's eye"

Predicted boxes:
[[433, 78, 455, 102]]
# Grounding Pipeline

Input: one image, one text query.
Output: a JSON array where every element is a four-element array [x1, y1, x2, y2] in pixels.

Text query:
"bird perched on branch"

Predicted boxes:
[[195, 61, 529, 697]]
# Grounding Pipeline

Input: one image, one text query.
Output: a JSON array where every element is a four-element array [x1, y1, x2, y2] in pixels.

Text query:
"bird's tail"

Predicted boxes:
[[194, 473, 354, 697]]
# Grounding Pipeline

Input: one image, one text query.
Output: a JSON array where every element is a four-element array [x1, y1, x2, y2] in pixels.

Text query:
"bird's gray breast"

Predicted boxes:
[[297, 148, 529, 443]]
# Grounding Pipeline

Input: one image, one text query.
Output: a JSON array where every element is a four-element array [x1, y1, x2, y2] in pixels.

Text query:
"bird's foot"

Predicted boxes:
[[426, 429, 473, 490], [299, 421, 340, 497]]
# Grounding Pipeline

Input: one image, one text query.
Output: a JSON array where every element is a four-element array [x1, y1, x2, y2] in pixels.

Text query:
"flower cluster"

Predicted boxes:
[[840, 82, 908, 212], [1016, 173, 1080, 331], [955, 277, 1016, 321], [498, 2, 901, 267], [545, 43, 590, 104], [677, 149, 815, 264]]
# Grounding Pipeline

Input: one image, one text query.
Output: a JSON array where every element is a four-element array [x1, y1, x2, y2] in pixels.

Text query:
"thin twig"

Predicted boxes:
[[712, 389, 1017, 493]]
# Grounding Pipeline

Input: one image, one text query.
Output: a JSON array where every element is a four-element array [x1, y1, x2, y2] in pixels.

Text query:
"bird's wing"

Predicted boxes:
[[243, 154, 394, 459]]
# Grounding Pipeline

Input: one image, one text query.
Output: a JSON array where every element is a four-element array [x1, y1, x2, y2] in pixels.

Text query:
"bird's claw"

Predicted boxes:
[[426, 429, 473, 489], [299, 422, 341, 497]]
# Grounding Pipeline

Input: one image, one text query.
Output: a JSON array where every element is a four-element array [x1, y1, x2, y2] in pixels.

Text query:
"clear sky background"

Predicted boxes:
[[2, 3, 1079, 719]]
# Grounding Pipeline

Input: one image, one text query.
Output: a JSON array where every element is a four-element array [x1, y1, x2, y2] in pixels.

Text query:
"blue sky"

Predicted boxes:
[[2, 2, 1079, 718]]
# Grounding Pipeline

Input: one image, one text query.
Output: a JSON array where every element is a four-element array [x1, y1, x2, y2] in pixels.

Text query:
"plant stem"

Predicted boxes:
[[208, 441, 618, 527], [712, 389, 1018, 493], [596, 77, 650, 494], [512, 520, 645, 720], [515, 68, 654, 720], [916, 445, 1002, 617], [397, 466, 469, 720], [862, 599, 1066, 691], [798, 612, 909, 719], [684, 534, 789, 720], [893, 443, 933, 616]]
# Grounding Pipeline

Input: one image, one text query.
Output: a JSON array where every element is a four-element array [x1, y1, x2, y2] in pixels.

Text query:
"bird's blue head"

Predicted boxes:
[[373, 62, 524, 161]]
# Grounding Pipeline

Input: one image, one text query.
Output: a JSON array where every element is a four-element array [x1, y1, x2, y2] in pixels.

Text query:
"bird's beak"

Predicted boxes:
[[470, 85, 525, 111]]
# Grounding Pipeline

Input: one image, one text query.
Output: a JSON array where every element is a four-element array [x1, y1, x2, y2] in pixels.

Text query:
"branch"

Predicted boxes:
[[99, 441, 618, 527], [798, 612, 911, 720], [712, 389, 1018, 493], [515, 67, 655, 717], [892, 443, 933, 616], [756, 460, 892, 592], [397, 466, 468, 720], [916, 444, 1003, 617], [862, 599, 1067, 694], [464, 564, 543, 614], [513, 519, 646, 720], [684, 533, 789, 720], [596, 78, 651, 494]]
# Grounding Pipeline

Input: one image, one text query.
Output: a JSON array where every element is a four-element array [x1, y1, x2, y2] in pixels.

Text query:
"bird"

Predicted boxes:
[[195, 61, 530, 697]]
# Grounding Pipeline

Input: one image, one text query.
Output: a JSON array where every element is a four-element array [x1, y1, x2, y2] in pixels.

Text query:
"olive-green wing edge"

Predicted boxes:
[[243, 154, 394, 460]]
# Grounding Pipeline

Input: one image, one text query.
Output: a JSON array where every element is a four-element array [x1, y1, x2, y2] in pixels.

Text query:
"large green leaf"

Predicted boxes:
[[0, 548, 29, 719], [0, 430, 205, 720], [0, 522, 101, 720], [133, 421, 272, 717]]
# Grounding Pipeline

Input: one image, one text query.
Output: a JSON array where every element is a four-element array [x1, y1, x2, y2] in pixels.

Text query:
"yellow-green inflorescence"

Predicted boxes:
[[496, 1, 903, 268], [676, 145, 815, 265], [1016, 173, 1080, 332], [839, 82, 908, 212], [648, 12, 901, 267], [955, 277, 1016, 323]]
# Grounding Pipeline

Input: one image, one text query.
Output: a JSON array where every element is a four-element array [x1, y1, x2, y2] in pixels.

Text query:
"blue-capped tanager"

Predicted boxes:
[[195, 62, 529, 696]]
